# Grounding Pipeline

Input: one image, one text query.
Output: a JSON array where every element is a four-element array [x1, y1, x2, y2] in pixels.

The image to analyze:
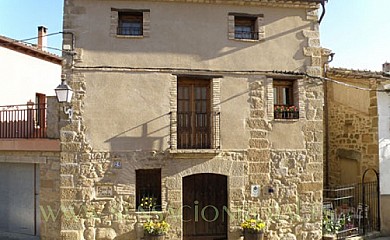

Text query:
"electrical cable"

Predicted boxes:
[[71, 65, 390, 92], [0, 31, 67, 54], [17, 31, 62, 42], [2, 31, 390, 92]]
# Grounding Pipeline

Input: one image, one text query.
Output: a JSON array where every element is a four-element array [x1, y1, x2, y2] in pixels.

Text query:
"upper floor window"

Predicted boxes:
[[235, 16, 257, 40], [273, 80, 299, 119], [111, 8, 150, 38], [177, 78, 211, 149], [118, 12, 143, 36], [228, 13, 265, 41]]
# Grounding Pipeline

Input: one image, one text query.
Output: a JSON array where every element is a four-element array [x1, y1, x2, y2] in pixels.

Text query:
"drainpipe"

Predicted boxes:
[[324, 52, 335, 189], [318, 0, 328, 24]]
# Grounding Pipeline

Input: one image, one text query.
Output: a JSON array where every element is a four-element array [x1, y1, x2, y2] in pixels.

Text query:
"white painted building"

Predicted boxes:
[[376, 63, 390, 235], [0, 27, 62, 238], [0, 27, 62, 106]]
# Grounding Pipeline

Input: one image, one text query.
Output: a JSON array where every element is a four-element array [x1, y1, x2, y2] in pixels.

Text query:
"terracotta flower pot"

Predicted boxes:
[[144, 234, 165, 240], [243, 230, 264, 240], [322, 234, 337, 240]]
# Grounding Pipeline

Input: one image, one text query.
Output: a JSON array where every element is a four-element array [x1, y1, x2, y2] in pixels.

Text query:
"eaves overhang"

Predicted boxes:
[[328, 67, 390, 80], [0, 35, 62, 65], [106, 0, 321, 8]]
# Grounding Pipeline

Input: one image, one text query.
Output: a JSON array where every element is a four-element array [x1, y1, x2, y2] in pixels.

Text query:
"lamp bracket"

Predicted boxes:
[[63, 106, 73, 122]]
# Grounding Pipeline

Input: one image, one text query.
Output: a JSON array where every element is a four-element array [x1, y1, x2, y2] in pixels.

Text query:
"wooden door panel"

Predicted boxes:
[[177, 79, 211, 149], [183, 174, 227, 240]]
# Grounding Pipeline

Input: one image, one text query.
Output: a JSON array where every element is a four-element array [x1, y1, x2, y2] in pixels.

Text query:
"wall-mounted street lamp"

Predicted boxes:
[[55, 76, 73, 121]]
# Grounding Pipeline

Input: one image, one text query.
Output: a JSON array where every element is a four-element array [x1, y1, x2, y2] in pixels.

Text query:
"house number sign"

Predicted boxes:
[[96, 185, 113, 197]]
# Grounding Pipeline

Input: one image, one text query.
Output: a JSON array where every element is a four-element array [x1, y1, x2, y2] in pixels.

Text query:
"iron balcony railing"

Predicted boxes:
[[173, 111, 220, 150], [234, 31, 259, 40], [0, 103, 47, 138], [274, 105, 299, 120], [323, 181, 380, 238], [117, 27, 143, 36]]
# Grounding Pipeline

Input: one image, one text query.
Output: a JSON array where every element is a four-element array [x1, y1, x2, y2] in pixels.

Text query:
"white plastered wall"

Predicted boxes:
[[0, 47, 61, 106]]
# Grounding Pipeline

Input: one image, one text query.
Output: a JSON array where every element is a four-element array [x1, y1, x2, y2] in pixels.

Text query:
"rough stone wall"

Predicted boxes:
[[247, 77, 323, 240], [39, 153, 62, 239], [326, 71, 379, 186], [46, 96, 60, 139]]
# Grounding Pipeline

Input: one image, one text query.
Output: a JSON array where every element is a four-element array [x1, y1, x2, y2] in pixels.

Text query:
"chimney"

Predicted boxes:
[[37, 26, 47, 51], [383, 62, 390, 73]]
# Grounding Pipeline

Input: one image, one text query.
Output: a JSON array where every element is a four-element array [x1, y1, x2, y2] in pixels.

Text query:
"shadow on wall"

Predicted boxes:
[[104, 113, 170, 151]]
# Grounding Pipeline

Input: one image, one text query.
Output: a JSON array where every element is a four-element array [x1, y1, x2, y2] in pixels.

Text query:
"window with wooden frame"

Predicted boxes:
[[118, 11, 143, 36], [273, 80, 299, 119], [235, 16, 257, 40], [177, 78, 211, 149], [136, 169, 161, 211], [228, 13, 264, 41]]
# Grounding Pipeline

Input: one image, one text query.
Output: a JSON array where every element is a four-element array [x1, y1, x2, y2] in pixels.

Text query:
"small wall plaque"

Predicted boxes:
[[251, 185, 260, 197], [96, 185, 114, 198]]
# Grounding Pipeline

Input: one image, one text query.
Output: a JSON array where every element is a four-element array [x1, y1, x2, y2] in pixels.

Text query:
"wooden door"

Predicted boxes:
[[35, 93, 46, 137], [183, 174, 227, 240]]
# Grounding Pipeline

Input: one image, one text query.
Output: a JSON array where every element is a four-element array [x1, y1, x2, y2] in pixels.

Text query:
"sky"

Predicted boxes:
[[320, 0, 390, 71], [0, 0, 64, 54], [0, 0, 389, 72]]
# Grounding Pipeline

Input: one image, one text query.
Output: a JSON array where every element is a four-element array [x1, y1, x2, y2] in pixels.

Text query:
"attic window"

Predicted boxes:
[[228, 13, 265, 41], [235, 16, 257, 40], [111, 8, 150, 38], [118, 12, 143, 36]]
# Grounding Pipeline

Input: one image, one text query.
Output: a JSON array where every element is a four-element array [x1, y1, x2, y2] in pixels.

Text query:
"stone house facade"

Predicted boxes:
[[59, 0, 325, 239]]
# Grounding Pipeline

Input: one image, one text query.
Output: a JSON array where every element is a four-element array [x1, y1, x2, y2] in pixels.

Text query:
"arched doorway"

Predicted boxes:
[[182, 173, 228, 240]]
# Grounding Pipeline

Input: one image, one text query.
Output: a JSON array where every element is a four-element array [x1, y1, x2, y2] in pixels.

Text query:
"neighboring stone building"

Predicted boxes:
[[0, 28, 62, 238], [324, 68, 380, 187], [324, 67, 390, 236], [59, 0, 325, 239]]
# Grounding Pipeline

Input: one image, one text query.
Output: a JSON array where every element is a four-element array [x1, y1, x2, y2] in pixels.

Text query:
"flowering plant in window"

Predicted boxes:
[[140, 196, 157, 211], [274, 105, 286, 113], [143, 220, 170, 236], [241, 218, 266, 234], [287, 105, 298, 113]]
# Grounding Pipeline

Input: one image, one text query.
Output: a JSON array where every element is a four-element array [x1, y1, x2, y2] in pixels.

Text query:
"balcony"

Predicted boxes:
[[0, 103, 46, 138], [0, 99, 60, 152], [170, 111, 221, 158]]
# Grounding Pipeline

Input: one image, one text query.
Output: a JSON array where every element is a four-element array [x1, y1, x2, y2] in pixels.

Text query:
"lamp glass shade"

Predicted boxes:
[[55, 82, 73, 103]]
